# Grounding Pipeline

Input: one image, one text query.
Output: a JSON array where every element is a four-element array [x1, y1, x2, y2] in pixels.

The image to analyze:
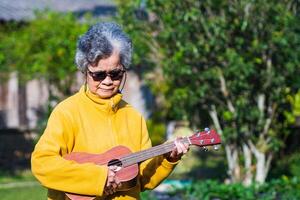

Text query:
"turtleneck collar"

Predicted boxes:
[[79, 85, 123, 113]]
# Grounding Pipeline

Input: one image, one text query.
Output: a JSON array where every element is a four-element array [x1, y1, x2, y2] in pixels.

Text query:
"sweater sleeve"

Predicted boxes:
[[31, 107, 108, 196], [138, 117, 179, 191]]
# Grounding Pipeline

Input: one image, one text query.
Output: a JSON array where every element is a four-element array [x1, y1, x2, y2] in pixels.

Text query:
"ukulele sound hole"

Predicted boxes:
[[108, 159, 123, 167]]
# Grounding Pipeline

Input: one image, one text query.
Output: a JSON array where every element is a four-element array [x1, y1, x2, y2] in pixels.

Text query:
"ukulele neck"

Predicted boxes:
[[120, 137, 190, 167]]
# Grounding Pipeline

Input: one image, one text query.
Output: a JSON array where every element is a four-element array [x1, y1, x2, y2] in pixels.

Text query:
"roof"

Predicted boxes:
[[0, 0, 116, 21]]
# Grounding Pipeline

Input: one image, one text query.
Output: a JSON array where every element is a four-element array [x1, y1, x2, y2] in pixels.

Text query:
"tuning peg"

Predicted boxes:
[[204, 127, 210, 134], [202, 147, 208, 152], [213, 145, 220, 151], [195, 129, 200, 137]]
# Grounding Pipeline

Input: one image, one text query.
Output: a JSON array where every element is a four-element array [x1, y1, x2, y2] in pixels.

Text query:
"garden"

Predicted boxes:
[[0, 0, 300, 199]]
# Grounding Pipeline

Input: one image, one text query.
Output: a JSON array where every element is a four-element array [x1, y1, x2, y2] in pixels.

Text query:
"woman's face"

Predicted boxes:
[[86, 51, 125, 99]]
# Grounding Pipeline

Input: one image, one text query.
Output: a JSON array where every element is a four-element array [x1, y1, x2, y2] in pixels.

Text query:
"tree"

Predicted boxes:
[[0, 12, 91, 130], [116, 0, 300, 184], [0, 22, 20, 82], [2, 12, 89, 100]]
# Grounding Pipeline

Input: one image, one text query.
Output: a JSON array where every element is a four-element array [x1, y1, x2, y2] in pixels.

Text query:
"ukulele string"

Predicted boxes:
[[107, 141, 177, 167], [107, 143, 172, 166], [120, 132, 215, 165], [124, 137, 191, 162], [107, 132, 215, 166], [115, 137, 190, 166], [121, 142, 175, 165]]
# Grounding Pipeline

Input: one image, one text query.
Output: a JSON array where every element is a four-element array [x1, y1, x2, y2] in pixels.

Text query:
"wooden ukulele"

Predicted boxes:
[[63, 128, 221, 200]]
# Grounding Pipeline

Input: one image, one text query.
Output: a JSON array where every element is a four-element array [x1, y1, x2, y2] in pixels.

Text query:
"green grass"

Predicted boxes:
[[0, 170, 47, 199], [0, 170, 36, 183], [0, 185, 47, 200]]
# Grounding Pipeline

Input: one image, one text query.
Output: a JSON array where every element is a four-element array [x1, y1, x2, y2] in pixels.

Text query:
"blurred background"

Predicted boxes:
[[0, 0, 300, 199]]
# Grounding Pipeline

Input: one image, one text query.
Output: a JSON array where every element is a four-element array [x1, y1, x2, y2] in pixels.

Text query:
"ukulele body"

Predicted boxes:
[[63, 146, 139, 200], [61, 129, 222, 200]]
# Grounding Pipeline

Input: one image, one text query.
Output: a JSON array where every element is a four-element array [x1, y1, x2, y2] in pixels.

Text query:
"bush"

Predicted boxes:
[[142, 177, 300, 200], [289, 153, 300, 178], [271, 151, 300, 179], [185, 177, 300, 200]]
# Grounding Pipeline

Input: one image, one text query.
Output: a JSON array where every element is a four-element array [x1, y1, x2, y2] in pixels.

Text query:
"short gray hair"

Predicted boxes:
[[75, 22, 132, 71]]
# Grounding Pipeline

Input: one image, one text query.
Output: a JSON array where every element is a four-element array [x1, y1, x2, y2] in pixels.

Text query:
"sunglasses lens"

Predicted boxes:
[[88, 69, 124, 81], [109, 69, 124, 80], [90, 71, 107, 81]]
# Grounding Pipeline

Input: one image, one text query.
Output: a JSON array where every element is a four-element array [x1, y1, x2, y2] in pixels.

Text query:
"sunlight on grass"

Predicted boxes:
[[0, 169, 36, 183], [0, 170, 47, 199], [0, 185, 47, 200]]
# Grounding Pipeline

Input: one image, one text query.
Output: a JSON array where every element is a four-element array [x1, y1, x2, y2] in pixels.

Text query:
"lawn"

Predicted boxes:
[[0, 170, 155, 200], [0, 170, 47, 200], [0, 170, 183, 200], [0, 185, 47, 200]]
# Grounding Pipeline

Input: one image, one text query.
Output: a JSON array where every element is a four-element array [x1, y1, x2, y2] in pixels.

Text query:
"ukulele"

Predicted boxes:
[[63, 128, 221, 200]]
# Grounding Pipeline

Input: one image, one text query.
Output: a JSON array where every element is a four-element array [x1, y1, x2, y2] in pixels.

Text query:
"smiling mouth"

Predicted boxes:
[[99, 88, 114, 92]]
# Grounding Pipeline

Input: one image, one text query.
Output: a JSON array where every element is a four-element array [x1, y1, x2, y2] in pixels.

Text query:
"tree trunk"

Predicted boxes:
[[225, 144, 240, 183], [249, 141, 273, 184], [255, 151, 266, 183], [242, 142, 253, 185], [209, 105, 241, 183]]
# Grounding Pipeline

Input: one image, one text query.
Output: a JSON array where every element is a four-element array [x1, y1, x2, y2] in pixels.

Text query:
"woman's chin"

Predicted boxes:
[[97, 90, 115, 99]]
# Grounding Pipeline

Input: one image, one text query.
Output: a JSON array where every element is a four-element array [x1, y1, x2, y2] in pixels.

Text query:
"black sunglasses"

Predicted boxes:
[[87, 68, 126, 81]]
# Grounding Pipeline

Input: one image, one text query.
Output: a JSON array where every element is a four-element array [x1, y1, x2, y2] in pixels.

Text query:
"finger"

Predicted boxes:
[[178, 141, 188, 154], [106, 170, 115, 187], [117, 182, 122, 188], [169, 146, 178, 158], [106, 182, 110, 187], [108, 169, 116, 176], [175, 138, 189, 154], [104, 187, 111, 195], [183, 143, 190, 152], [105, 186, 114, 195], [111, 182, 118, 189], [107, 176, 114, 184], [106, 176, 113, 187], [109, 185, 117, 194], [115, 177, 121, 185], [174, 140, 183, 154], [113, 178, 122, 189], [109, 189, 114, 195]]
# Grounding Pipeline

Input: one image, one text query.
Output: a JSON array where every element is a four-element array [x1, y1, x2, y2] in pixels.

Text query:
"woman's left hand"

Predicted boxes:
[[166, 137, 189, 162]]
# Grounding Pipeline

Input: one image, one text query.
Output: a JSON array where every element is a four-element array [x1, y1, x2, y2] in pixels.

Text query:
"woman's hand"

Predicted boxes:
[[104, 166, 122, 195], [166, 137, 189, 162]]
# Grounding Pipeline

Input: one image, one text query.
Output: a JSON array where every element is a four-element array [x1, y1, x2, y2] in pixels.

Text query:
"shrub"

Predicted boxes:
[[184, 177, 300, 200], [142, 177, 300, 200]]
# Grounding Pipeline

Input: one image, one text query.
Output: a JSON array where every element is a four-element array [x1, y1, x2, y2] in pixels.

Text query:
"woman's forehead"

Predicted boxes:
[[93, 51, 121, 70]]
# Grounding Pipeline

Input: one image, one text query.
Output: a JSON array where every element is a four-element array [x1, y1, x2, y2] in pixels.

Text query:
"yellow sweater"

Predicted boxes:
[[31, 86, 177, 200]]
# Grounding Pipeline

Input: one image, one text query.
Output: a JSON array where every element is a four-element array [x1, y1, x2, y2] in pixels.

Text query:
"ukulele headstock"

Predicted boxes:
[[188, 128, 221, 149]]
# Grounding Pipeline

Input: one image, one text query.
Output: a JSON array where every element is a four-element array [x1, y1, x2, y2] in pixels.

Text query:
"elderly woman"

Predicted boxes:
[[31, 22, 189, 200]]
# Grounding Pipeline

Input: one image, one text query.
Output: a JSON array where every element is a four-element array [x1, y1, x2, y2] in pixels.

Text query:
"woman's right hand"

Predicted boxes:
[[104, 166, 122, 195]]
